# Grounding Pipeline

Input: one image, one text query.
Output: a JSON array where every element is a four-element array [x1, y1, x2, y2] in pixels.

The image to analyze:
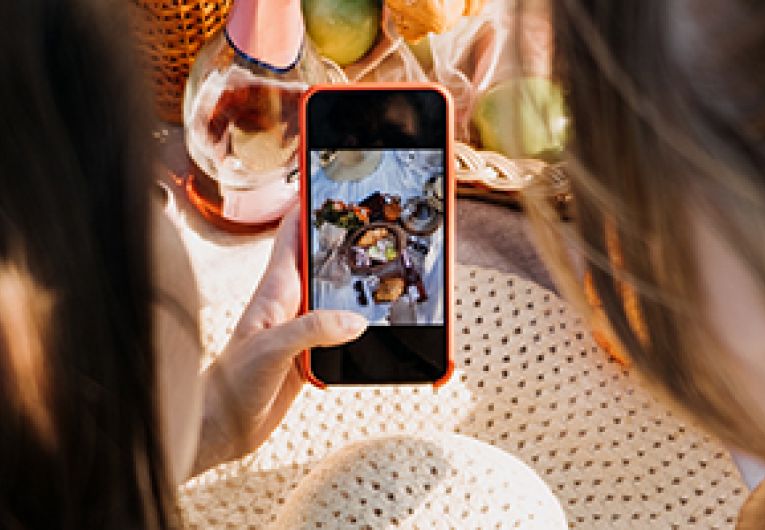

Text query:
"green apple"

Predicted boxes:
[[471, 77, 569, 162], [302, 0, 382, 67]]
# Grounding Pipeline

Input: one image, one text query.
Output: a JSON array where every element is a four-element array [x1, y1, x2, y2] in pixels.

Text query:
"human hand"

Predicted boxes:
[[194, 207, 367, 474]]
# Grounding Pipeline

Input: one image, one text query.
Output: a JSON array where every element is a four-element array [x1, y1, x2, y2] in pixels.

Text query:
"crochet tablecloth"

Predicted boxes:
[[153, 122, 749, 528], [168, 196, 746, 529]]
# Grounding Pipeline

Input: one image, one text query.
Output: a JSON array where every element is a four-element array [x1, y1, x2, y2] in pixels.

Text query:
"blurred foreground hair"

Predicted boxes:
[[524, 0, 765, 458], [0, 0, 176, 528]]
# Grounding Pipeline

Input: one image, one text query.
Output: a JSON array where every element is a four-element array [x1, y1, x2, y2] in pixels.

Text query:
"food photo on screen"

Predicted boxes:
[[310, 149, 445, 326]]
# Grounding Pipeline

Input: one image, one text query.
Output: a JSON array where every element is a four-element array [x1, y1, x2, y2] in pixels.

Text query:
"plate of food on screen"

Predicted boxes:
[[351, 268, 428, 309], [358, 192, 402, 223], [345, 222, 405, 276], [313, 199, 370, 232]]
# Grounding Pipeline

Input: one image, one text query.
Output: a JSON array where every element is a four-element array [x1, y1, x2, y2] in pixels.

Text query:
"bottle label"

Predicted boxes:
[[226, 0, 304, 72], [221, 180, 298, 224]]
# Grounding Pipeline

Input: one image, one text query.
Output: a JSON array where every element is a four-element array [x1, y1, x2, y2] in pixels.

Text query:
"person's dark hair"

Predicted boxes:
[[525, 0, 765, 457], [0, 0, 176, 528]]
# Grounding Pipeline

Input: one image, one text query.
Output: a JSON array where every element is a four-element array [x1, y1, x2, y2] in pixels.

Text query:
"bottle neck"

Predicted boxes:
[[225, 0, 304, 72]]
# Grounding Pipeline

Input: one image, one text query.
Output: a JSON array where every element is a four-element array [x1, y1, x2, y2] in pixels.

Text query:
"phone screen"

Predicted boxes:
[[304, 88, 451, 384]]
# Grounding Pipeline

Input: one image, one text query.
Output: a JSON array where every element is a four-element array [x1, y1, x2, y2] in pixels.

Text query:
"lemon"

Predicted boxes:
[[302, 0, 382, 67], [471, 77, 569, 162]]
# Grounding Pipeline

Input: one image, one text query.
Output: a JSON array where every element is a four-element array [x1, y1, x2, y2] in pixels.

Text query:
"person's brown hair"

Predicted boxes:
[[523, 0, 765, 458], [0, 0, 177, 528]]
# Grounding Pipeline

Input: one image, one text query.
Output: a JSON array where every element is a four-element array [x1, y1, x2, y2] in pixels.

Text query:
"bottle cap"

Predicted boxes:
[[226, 0, 304, 72]]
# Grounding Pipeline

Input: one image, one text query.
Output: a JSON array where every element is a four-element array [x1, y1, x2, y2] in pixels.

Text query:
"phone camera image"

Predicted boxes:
[[310, 149, 445, 327], [302, 86, 452, 385]]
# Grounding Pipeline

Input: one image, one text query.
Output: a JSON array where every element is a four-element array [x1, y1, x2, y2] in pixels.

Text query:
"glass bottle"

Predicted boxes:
[[402, 250, 428, 302], [183, 0, 327, 233]]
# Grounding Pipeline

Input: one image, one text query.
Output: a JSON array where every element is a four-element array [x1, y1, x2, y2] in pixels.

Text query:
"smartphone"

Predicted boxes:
[[299, 83, 454, 387]]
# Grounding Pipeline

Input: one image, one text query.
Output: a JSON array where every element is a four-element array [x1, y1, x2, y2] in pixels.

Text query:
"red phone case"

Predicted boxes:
[[298, 82, 455, 389]]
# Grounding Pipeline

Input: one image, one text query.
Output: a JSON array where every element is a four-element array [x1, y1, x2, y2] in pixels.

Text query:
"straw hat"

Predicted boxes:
[[271, 433, 567, 529]]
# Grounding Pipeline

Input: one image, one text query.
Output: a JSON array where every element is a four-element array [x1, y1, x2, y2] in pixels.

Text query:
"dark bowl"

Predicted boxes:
[[401, 197, 443, 236], [345, 222, 406, 276]]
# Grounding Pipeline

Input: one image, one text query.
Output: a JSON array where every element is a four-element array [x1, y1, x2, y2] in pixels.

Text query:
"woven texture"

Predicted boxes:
[[180, 264, 747, 529], [454, 142, 572, 216], [271, 434, 567, 529], [130, 0, 233, 123]]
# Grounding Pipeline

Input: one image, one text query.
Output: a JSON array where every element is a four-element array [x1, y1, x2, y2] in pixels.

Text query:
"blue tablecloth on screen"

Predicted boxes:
[[311, 150, 444, 326]]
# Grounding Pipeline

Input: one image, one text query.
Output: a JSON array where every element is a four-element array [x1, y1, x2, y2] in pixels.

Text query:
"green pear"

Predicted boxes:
[[302, 0, 382, 67], [472, 77, 569, 162]]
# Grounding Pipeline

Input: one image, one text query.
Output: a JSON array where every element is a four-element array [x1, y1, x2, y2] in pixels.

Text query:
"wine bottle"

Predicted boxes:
[[402, 251, 428, 302], [183, 0, 327, 233]]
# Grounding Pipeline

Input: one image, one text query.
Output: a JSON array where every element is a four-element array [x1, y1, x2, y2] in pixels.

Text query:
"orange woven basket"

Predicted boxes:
[[130, 0, 233, 123]]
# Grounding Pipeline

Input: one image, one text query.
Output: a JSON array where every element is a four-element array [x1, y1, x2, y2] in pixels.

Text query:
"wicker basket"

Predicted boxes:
[[454, 142, 573, 218], [130, 0, 233, 123]]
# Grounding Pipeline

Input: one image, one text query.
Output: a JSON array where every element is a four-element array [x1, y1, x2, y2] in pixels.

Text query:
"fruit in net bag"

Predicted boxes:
[[471, 77, 569, 162], [387, 0, 488, 42], [302, 0, 382, 67]]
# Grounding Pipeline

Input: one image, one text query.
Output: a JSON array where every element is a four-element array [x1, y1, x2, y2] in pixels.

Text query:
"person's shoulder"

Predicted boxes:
[[151, 192, 199, 333]]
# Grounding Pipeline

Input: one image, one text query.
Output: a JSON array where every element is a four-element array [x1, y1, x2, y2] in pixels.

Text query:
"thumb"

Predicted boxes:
[[252, 310, 368, 366]]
